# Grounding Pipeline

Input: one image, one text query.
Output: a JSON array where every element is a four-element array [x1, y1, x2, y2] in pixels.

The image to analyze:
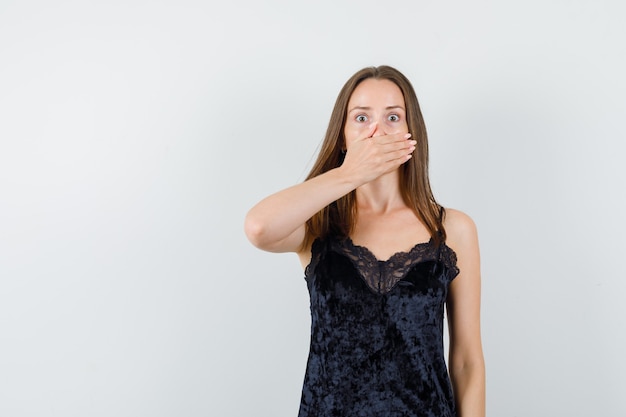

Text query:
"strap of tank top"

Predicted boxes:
[[429, 205, 445, 277]]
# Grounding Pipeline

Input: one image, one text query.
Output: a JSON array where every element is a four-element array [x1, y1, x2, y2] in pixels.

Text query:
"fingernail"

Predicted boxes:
[[404, 133, 412, 139]]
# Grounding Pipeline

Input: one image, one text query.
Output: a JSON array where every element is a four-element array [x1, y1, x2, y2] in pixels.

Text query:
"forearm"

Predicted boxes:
[[450, 360, 485, 417], [244, 167, 358, 251]]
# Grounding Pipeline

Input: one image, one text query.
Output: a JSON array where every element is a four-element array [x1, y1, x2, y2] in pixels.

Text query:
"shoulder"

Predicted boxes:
[[443, 208, 477, 240], [442, 207, 479, 257]]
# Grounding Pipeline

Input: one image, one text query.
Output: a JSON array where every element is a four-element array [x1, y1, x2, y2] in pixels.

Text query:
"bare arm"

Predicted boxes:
[[445, 209, 486, 417], [244, 129, 416, 255], [244, 167, 357, 253]]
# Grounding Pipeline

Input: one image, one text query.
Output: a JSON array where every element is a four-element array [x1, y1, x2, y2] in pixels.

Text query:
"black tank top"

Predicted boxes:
[[298, 236, 459, 417]]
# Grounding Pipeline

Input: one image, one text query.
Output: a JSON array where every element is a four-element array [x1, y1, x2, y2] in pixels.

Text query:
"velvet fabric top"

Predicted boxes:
[[298, 237, 460, 417]]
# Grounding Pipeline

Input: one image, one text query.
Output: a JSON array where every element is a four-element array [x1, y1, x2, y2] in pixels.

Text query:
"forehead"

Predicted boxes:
[[348, 78, 405, 108]]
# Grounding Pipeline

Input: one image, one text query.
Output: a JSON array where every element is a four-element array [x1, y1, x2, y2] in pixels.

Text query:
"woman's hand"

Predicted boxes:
[[340, 124, 416, 186]]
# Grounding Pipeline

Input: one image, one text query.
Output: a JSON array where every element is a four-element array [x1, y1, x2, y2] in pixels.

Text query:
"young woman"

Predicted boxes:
[[244, 66, 485, 417]]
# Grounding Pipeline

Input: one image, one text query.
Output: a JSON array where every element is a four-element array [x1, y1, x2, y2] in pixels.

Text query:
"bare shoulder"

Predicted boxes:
[[442, 207, 479, 254]]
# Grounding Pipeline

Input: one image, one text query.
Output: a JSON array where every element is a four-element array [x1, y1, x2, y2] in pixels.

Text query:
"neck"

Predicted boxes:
[[355, 171, 406, 214]]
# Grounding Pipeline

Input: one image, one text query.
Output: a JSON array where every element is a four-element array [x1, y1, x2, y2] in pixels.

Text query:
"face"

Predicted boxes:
[[344, 78, 408, 149]]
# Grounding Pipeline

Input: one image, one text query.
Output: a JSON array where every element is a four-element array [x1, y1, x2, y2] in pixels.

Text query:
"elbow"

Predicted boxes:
[[448, 342, 485, 379], [244, 211, 282, 251], [244, 209, 303, 253], [244, 213, 268, 249], [450, 358, 485, 379], [449, 352, 485, 385]]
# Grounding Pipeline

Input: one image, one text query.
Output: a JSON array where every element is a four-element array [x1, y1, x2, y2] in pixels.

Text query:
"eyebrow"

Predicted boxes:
[[348, 105, 405, 113]]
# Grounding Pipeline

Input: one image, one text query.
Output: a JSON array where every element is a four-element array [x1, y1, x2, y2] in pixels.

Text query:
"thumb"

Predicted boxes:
[[366, 123, 378, 139]]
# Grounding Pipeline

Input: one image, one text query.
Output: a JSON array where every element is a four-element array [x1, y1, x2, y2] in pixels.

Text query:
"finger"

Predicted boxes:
[[372, 132, 412, 145], [379, 149, 415, 167], [389, 132, 412, 143], [365, 123, 378, 140], [379, 136, 416, 154]]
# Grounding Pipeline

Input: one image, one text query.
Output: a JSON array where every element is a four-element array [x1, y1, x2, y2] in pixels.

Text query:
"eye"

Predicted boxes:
[[355, 114, 368, 122], [388, 114, 400, 122]]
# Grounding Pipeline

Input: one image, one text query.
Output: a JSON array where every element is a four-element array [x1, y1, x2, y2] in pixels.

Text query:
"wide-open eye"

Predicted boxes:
[[356, 114, 368, 122], [388, 114, 400, 122]]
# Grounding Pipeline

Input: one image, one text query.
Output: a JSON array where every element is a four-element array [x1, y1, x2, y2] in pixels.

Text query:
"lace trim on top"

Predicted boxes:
[[307, 237, 459, 295]]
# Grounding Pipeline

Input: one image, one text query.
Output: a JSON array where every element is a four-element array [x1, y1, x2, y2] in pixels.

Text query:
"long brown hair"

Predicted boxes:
[[302, 65, 445, 249]]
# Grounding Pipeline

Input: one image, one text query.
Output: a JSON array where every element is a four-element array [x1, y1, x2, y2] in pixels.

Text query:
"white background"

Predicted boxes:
[[1, 1, 625, 416]]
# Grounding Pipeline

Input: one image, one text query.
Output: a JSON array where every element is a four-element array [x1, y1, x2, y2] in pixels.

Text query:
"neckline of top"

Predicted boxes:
[[342, 236, 436, 264]]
